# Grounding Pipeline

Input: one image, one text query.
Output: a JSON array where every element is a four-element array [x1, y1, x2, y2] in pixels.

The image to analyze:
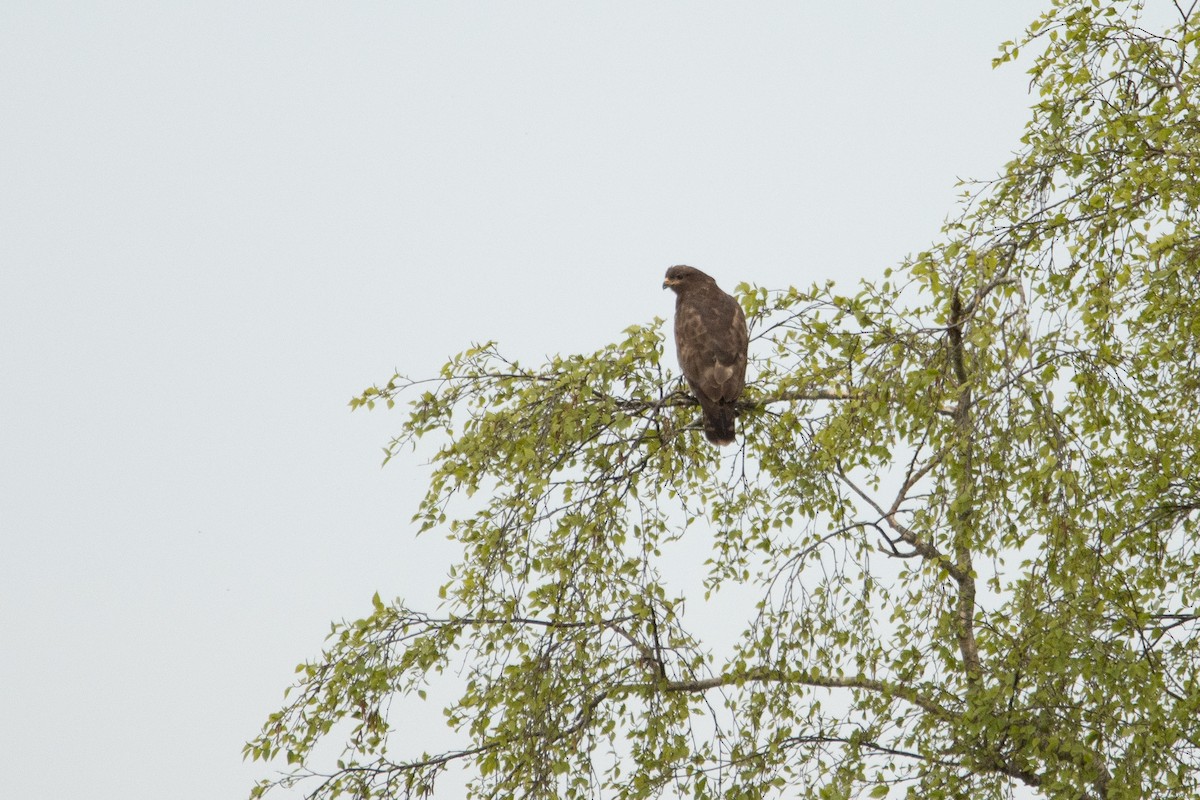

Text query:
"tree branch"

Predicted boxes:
[[650, 665, 955, 721], [947, 290, 982, 684]]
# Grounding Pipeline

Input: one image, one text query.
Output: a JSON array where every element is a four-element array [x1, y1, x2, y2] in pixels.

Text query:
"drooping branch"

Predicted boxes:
[[646, 665, 955, 721], [834, 463, 966, 583]]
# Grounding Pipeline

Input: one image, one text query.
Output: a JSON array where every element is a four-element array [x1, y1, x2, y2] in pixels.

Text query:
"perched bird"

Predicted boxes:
[[662, 265, 749, 446]]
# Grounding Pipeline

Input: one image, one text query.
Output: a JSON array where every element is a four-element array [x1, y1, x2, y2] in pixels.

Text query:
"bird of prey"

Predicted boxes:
[[662, 265, 749, 446]]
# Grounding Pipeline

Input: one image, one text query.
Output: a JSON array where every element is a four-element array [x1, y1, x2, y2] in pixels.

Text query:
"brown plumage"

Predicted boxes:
[[662, 265, 749, 446]]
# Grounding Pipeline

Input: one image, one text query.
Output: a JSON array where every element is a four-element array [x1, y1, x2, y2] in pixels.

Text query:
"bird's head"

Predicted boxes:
[[662, 264, 712, 293]]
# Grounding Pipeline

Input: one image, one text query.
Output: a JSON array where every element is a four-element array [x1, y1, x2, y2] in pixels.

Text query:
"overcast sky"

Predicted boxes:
[[2, 2, 1048, 797]]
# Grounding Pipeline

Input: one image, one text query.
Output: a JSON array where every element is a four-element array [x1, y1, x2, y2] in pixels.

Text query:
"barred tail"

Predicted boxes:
[[703, 403, 738, 446]]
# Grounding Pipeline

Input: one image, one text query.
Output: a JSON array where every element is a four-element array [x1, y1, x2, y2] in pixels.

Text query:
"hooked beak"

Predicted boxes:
[[662, 277, 680, 290]]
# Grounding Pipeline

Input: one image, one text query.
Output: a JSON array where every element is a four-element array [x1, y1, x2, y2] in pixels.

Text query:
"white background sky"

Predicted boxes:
[[3, 2, 1050, 797]]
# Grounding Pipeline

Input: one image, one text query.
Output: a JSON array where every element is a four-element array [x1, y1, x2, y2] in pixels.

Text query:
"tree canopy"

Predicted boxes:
[[247, 2, 1200, 798]]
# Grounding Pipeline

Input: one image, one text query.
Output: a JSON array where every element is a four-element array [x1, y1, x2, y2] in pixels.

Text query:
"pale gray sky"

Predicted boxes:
[[2, 2, 1046, 797]]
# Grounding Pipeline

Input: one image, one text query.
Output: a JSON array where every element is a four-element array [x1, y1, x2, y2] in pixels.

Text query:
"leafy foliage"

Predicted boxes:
[[248, 2, 1200, 798]]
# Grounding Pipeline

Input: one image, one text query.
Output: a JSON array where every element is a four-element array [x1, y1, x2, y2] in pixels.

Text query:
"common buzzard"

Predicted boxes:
[[662, 265, 749, 446]]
